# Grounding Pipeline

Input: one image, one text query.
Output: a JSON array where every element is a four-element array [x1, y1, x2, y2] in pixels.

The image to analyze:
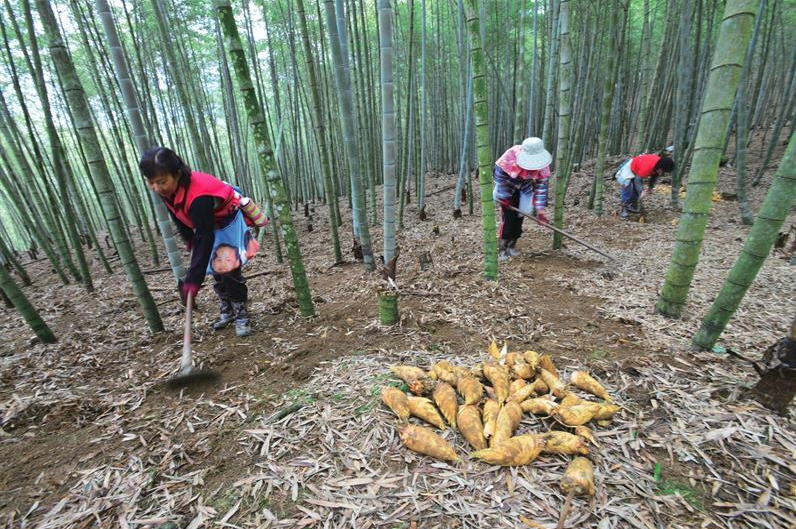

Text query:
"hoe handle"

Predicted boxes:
[[505, 205, 614, 261], [179, 291, 193, 375]]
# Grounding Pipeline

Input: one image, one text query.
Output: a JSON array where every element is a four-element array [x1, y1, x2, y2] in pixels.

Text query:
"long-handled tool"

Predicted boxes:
[[505, 204, 614, 261], [166, 291, 219, 389]]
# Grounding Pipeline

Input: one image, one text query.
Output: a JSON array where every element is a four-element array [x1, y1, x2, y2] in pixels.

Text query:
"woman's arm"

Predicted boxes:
[[531, 167, 550, 210], [183, 196, 216, 287]]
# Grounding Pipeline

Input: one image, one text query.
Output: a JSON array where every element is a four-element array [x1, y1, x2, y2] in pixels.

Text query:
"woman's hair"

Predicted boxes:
[[655, 157, 675, 173], [139, 147, 192, 183]]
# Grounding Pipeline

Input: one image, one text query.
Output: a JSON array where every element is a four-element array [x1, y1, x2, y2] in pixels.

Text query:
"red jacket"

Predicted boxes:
[[630, 154, 660, 178], [164, 171, 239, 228]]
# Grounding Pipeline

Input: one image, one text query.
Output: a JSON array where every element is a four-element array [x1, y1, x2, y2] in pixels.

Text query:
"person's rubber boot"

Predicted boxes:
[[506, 238, 521, 257], [620, 204, 630, 219], [625, 201, 640, 214], [498, 239, 510, 262], [212, 297, 234, 330], [232, 301, 251, 337]]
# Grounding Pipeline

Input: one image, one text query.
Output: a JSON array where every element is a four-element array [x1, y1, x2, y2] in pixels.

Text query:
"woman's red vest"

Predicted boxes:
[[630, 154, 661, 178], [164, 171, 239, 228]]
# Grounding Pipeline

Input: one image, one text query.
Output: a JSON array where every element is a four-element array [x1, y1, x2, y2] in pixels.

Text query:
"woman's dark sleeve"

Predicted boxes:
[[172, 216, 194, 245], [184, 196, 216, 286]]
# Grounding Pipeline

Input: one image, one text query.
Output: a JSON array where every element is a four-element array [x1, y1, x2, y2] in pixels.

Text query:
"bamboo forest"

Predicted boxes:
[[2, 0, 796, 526]]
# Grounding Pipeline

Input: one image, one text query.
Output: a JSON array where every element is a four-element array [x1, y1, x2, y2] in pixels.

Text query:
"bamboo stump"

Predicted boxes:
[[752, 334, 796, 414], [379, 292, 399, 326], [418, 252, 433, 271]]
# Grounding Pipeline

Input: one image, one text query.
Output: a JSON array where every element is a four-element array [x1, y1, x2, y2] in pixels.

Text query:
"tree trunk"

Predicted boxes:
[[634, 0, 652, 152], [0, 233, 30, 285], [750, 317, 796, 414], [656, 0, 760, 319], [464, 0, 498, 280], [296, 0, 343, 264], [454, 63, 473, 216], [378, 0, 398, 267], [526, 0, 539, 136], [324, 0, 376, 270], [590, 0, 617, 218], [417, 0, 428, 217], [735, 68, 755, 225], [692, 128, 796, 349], [541, 0, 560, 149], [216, 0, 315, 317], [551, 0, 571, 250], [0, 263, 56, 343], [35, 0, 163, 332], [95, 0, 186, 283]]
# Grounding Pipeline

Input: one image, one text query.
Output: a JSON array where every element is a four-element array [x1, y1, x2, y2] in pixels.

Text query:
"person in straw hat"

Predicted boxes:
[[493, 137, 551, 261]]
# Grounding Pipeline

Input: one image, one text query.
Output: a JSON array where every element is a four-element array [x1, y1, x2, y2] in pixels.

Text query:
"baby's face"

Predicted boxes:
[[212, 246, 240, 274]]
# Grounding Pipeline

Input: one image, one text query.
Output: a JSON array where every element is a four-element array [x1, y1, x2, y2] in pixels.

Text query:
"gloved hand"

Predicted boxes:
[[536, 209, 549, 224], [178, 280, 200, 306], [498, 198, 514, 209]]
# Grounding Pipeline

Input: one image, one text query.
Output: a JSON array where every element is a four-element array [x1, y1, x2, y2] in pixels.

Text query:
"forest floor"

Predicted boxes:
[[2, 138, 796, 528]]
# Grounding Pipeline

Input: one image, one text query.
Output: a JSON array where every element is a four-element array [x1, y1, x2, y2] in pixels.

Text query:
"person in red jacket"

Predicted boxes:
[[139, 147, 253, 336], [614, 154, 674, 218]]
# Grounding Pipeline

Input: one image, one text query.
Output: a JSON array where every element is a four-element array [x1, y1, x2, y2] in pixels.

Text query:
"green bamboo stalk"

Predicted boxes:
[[35, 0, 163, 332], [735, 67, 754, 226], [551, 0, 571, 250], [591, 0, 617, 218], [215, 0, 315, 317], [511, 0, 528, 143], [526, 0, 538, 136], [634, 0, 652, 152], [398, 0, 416, 230], [0, 95, 69, 285], [417, 0, 427, 216], [324, 0, 375, 270], [0, 232, 30, 285], [378, 0, 397, 266], [13, 0, 93, 289], [541, 0, 559, 148], [95, 0, 186, 283], [656, 0, 760, 318], [671, 0, 693, 210], [0, 10, 86, 286], [149, 0, 210, 171], [296, 0, 343, 264], [464, 0, 498, 280], [693, 128, 796, 349], [0, 263, 55, 343], [399, 74, 415, 230], [454, 66, 473, 215]]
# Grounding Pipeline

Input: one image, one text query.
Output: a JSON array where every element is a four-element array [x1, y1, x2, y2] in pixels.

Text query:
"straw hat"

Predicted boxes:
[[517, 137, 552, 170]]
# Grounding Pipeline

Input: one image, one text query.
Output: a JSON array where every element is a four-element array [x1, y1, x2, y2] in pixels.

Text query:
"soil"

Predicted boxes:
[[1, 129, 795, 527]]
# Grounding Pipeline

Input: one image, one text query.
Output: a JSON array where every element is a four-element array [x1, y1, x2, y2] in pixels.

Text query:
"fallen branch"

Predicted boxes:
[[424, 184, 457, 198], [246, 270, 277, 280], [143, 267, 171, 275], [266, 401, 306, 423]]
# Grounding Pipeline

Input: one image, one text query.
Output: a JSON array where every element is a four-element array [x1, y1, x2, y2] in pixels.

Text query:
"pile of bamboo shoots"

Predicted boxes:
[[381, 341, 618, 472]]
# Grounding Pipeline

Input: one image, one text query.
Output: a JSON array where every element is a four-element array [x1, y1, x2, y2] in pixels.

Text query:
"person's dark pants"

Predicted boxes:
[[620, 177, 644, 207], [213, 267, 249, 323], [499, 190, 523, 242], [213, 267, 247, 303]]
